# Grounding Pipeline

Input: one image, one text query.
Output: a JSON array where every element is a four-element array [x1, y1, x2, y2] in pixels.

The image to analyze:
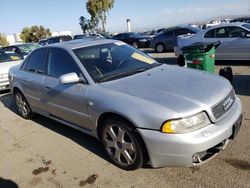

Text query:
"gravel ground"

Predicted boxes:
[[0, 51, 249, 188]]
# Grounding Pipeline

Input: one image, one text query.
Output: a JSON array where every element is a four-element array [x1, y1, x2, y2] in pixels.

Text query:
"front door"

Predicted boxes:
[[42, 47, 89, 129]]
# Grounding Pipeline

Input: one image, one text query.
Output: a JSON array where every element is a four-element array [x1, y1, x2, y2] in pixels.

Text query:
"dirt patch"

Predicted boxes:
[[47, 177, 62, 188], [29, 177, 42, 186], [32, 167, 50, 175], [190, 166, 200, 174], [79, 174, 99, 187], [224, 159, 250, 171], [51, 169, 57, 175], [41, 156, 52, 166]]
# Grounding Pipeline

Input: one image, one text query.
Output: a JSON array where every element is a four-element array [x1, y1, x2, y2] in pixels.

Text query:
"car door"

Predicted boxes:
[[20, 48, 48, 112], [217, 27, 250, 60], [161, 30, 175, 50], [204, 27, 238, 60], [42, 47, 90, 129]]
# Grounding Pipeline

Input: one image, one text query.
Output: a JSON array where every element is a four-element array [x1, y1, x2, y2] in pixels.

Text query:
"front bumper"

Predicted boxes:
[[0, 78, 10, 91], [137, 98, 242, 168]]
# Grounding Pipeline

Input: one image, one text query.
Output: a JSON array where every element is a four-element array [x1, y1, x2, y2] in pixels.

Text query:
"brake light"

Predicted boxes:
[[193, 60, 201, 64]]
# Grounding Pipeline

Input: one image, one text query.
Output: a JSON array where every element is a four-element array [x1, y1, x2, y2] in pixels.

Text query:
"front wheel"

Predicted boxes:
[[14, 91, 33, 119], [101, 118, 144, 170]]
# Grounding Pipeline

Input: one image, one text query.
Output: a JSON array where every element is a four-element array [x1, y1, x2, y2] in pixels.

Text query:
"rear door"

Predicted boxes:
[[20, 48, 48, 112], [162, 30, 175, 50], [218, 27, 250, 60], [42, 47, 89, 128]]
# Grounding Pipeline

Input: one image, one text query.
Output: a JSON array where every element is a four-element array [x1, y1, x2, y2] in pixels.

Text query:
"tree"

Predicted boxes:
[[79, 16, 91, 34], [20, 25, 52, 43], [0, 33, 9, 47], [86, 0, 114, 32]]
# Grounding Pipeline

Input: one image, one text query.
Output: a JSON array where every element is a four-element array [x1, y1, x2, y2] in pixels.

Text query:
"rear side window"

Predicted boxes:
[[204, 29, 215, 38], [24, 48, 47, 74], [164, 30, 173, 37], [47, 48, 81, 78], [215, 28, 228, 38]]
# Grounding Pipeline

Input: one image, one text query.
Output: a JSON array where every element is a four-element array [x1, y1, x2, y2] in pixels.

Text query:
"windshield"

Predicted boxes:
[[242, 23, 250, 30], [17, 43, 40, 55], [73, 42, 160, 82], [0, 51, 21, 63]]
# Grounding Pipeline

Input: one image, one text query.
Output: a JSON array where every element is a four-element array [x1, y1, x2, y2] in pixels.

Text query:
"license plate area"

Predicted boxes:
[[231, 114, 242, 139]]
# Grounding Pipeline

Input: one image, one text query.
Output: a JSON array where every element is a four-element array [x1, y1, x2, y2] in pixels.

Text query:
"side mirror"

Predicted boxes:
[[59, 72, 84, 85]]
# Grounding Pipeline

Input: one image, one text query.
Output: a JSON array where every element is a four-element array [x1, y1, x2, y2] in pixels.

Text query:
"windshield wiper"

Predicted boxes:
[[99, 64, 162, 83]]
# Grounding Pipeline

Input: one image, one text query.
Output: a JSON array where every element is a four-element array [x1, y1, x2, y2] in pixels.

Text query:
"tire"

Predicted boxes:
[[14, 91, 33, 119], [155, 43, 165, 53], [132, 42, 138, 48], [101, 118, 144, 170]]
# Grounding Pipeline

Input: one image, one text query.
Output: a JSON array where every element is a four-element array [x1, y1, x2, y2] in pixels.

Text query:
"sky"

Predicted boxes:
[[0, 0, 250, 35]]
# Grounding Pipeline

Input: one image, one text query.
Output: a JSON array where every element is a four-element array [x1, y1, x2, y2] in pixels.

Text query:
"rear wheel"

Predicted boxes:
[[155, 43, 165, 53], [101, 118, 144, 170], [14, 91, 33, 119]]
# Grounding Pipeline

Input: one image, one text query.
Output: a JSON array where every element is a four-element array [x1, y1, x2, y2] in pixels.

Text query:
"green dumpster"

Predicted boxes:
[[181, 42, 220, 73]]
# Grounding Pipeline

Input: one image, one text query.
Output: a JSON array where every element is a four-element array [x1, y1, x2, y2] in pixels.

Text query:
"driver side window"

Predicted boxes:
[[47, 48, 82, 78]]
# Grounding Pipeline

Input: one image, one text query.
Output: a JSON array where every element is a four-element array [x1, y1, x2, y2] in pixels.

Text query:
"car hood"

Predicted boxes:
[[99, 64, 232, 117], [0, 60, 22, 74]]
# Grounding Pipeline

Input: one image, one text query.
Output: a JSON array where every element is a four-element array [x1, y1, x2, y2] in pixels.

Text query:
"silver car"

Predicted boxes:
[[9, 39, 242, 170], [0, 50, 22, 91], [175, 23, 250, 61]]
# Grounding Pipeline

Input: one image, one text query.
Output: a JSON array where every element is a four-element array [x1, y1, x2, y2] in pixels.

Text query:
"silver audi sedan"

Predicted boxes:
[[9, 39, 242, 170]]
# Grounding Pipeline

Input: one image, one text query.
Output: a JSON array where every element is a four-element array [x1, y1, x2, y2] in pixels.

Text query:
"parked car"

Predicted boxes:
[[38, 39, 48, 46], [73, 34, 88, 40], [0, 50, 22, 91], [231, 17, 250, 23], [204, 19, 232, 28], [175, 23, 250, 61], [47, 35, 72, 44], [112, 32, 152, 48], [9, 39, 242, 170], [150, 26, 202, 52], [2, 43, 40, 59]]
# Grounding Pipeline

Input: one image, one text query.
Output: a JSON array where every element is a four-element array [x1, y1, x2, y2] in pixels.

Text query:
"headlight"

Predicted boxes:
[[161, 112, 210, 134], [139, 39, 147, 42], [0, 73, 8, 79]]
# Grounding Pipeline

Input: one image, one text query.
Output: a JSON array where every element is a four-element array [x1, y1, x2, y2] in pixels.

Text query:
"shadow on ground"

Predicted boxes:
[[0, 177, 18, 188], [232, 75, 250, 96], [216, 60, 250, 66], [0, 93, 111, 165]]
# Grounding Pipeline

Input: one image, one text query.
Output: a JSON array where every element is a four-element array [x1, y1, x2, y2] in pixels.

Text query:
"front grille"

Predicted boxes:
[[211, 90, 236, 120]]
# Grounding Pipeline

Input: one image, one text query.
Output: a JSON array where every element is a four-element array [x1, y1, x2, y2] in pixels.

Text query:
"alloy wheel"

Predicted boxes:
[[103, 124, 136, 166]]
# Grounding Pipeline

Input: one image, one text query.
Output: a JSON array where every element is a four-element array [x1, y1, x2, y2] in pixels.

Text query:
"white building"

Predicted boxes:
[[6, 30, 72, 45]]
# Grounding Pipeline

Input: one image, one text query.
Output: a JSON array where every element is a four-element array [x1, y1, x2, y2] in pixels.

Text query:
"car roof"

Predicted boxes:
[[204, 22, 248, 31], [43, 38, 118, 50]]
